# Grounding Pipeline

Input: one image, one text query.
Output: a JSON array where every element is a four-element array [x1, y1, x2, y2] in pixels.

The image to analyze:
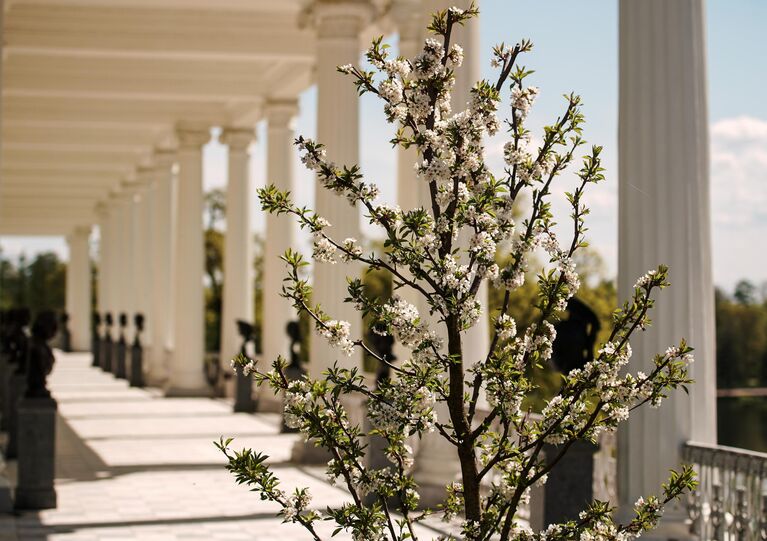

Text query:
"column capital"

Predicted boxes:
[[69, 225, 92, 240], [313, 0, 373, 39], [219, 127, 255, 151], [135, 166, 154, 189], [106, 191, 122, 210], [154, 148, 177, 169], [95, 201, 109, 219], [265, 100, 299, 128], [175, 123, 211, 150], [120, 181, 139, 201], [390, 0, 422, 43]]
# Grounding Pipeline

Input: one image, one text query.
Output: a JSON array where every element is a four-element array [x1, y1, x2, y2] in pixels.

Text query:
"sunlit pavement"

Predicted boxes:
[[2, 352, 360, 540]]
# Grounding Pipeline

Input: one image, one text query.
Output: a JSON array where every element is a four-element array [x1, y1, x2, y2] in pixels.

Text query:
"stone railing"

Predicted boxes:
[[682, 441, 767, 541]]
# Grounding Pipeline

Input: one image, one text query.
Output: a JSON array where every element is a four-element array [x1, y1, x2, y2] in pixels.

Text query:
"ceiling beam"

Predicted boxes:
[[4, 3, 316, 62], [2, 95, 258, 127]]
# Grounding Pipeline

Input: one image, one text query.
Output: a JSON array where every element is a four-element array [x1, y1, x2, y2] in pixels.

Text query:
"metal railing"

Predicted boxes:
[[683, 441, 767, 541]]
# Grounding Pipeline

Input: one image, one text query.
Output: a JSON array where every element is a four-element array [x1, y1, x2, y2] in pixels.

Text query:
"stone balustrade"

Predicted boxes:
[[683, 441, 767, 541]]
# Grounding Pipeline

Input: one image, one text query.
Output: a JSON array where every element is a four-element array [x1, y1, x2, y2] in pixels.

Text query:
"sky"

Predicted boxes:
[[1, 0, 766, 292]]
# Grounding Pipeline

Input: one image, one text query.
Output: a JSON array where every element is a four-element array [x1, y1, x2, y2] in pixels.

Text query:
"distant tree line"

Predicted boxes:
[[0, 250, 66, 315], [716, 279, 767, 389]]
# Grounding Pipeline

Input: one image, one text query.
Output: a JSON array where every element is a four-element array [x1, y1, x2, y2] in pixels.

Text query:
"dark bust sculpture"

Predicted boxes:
[[366, 329, 397, 387], [234, 319, 256, 413], [26, 310, 58, 399], [236, 320, 254, 356], [101, 312, 114, 372], [551, 297, 600, 374], [59, 312, 72, 352], [134, 313, 144, 340], [284, 321, 304, 379]]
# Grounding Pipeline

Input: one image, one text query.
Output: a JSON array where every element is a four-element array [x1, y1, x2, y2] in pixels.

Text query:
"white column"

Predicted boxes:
[[219, 127, 256, 369], [166, 124, 210, 396], [133, 167, 154, 344], [617, 0, 715, 534], [106, 193, 122, 340], [148, 149, 176, 385], [411, 0, 487, 503], [392, 0, 428, 357], [96, 203, 109, 321], [117, 184, 137, 340], [65, 225, 92, 351], [312, 1, 371, 378], [449, 0, 488, 377], [262, 101, 299, 371]]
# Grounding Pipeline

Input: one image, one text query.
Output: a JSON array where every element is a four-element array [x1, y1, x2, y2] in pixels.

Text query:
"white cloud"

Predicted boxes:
[[711, 115, 767, 141], [709, 116, 767, 289], [710, 116, 767, 227]]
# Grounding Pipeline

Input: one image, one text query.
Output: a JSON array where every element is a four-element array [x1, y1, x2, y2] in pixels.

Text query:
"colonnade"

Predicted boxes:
[[82, 112, 297, 397], [59, 1, 714, 532]]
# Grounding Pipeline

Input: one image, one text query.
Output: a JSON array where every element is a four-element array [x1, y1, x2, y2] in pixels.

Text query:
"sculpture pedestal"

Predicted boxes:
[[291, 440, 332, 464], [233, 366, 255, 413], [91, 336, 101, 367], [15, 396, 57, 510], [5, 373, 26, 459], [129, 343, 144, 388], [543, 440, 598, 526], [101, 337, 113, 372], [0, 356, 11, 431], [115, 340, 127, 379], [412, 401, 460, 508]]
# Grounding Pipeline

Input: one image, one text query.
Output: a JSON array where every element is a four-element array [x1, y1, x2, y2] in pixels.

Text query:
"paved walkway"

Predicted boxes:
[[0, 352, 366, 540]]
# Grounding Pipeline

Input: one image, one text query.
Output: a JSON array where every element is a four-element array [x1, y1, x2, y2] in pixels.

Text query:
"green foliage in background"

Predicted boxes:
[[0, 250, 67, 315]]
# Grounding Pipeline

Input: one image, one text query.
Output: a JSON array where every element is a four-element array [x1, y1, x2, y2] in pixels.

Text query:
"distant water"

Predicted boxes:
[[717, 396, 767, 453]]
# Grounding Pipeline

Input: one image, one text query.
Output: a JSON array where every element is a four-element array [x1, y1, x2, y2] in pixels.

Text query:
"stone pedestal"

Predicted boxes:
[[233, 365, 255, 413], [543, 441, 597, 526], [115, 338, 127, 379], [101, 335, 113, 372], [0, 355, 10, 431], [129, 341, 144, 388], [15, 396, 57, 510], [5, 373, 26, 459], [91, 330, 101, 368], [290, 394, 364, 464]]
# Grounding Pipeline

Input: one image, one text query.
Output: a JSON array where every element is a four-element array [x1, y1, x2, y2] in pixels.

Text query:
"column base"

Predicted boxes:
[[413, 481, 448, 509], [145, 373, 168, 388], [291, 439, 332, 464], [164, 385, 211, 398], [257, 391, 283, 414]]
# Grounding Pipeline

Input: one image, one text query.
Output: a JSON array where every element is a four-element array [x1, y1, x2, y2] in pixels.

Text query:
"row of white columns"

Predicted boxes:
[[63, 3, 714, 535], [82, 107, 298, 395]]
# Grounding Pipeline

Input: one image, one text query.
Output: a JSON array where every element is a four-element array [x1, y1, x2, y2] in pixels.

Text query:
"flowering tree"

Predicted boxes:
[[218, 6, 696, 541]]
